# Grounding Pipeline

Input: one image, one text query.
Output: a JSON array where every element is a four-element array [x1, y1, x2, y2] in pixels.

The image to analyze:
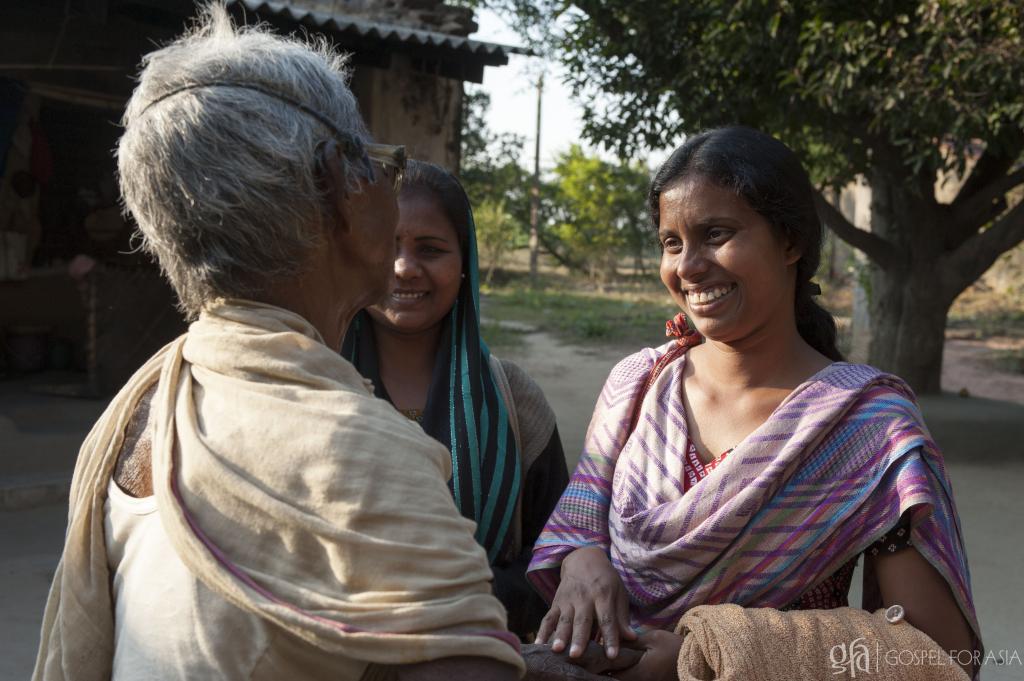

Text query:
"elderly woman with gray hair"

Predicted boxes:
[[33, 6, 524, 681]]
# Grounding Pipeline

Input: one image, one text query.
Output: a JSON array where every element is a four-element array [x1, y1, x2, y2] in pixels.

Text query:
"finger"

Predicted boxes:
[[569, 604, 595, 658], [616, 589, 638, 641], [551, 605, 575, 653], [595, 600, 620, 659], [536, 606, 560, 644], [568, 641, 612, 675], [605, 646, 645, 672]]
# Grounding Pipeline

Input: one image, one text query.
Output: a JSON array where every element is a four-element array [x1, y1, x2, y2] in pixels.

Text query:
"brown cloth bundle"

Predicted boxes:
[[675, 604, 969, 681]]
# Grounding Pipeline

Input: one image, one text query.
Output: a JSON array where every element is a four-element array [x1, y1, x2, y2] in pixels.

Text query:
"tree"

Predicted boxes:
[[550, 145, 650, 285], [475, 199, 520, 283], [459, 87, 534, 279], [460, 86, 532, 228], [486, 0, 1024, 393], [460, 85, 585, 273]]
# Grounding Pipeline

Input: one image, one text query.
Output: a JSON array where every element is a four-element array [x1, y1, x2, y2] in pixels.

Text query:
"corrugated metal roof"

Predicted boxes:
[[230, 0, 528, 65]]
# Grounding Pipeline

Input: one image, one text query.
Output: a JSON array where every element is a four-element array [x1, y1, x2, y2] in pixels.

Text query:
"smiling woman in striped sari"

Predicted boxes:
[[527, 127, 981, 680]]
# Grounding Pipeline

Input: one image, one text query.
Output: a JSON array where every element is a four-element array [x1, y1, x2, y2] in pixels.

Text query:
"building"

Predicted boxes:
[[0, 0, 520, 392]]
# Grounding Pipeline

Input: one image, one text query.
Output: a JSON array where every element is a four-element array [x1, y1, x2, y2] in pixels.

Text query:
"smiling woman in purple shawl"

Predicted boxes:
[[527, 127, 981, 680]]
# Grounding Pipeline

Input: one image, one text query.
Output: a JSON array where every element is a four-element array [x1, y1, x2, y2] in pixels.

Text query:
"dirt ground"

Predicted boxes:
[[942, 336, 1024, 405]]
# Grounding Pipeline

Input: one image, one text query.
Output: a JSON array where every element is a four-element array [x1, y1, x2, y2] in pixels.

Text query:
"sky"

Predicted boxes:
[[470, 9, 675, 172], [469, 9, 588, 170]]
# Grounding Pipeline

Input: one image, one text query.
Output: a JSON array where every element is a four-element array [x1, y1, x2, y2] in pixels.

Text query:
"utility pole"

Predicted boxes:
[[528, 73, 543, 288]]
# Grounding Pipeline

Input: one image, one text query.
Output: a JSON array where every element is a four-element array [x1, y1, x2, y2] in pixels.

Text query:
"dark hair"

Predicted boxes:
[[649, 126, 843, 361], [399, 160, 470, 251]]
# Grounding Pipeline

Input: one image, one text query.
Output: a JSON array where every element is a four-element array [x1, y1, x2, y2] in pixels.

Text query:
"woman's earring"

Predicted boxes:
[[461, 273, 466, 279]]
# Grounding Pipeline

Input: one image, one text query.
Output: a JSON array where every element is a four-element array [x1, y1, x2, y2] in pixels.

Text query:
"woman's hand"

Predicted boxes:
[[612, 630, 683, 681], [535, 546, 637, 660]]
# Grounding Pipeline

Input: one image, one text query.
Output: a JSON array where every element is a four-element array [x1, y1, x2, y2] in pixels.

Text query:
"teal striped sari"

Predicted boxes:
[[342, 201, 521, 563]]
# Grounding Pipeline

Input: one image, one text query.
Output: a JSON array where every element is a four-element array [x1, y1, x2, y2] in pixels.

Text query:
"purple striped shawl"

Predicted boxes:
[[527, 342, 981, 647]]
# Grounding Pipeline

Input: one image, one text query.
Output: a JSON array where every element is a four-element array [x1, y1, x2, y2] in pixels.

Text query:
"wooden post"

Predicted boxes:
[[528, 73, 543, 288]]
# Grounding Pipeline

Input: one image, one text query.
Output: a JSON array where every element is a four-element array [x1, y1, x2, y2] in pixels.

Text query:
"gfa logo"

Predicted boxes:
[[830, 637, 873, 677]]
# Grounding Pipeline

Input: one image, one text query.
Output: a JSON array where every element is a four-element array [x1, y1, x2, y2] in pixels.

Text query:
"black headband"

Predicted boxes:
[[138, 80, 363, 157]]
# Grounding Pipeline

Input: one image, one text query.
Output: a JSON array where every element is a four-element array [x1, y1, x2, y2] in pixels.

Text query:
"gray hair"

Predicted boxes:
[[117, 3, 370, 318]]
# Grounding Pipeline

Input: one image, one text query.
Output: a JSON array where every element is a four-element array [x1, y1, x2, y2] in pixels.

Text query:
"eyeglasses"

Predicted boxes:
[[314, 136, 406, 194], [323, 134, 405, 193], [364, 142, 406, 193]]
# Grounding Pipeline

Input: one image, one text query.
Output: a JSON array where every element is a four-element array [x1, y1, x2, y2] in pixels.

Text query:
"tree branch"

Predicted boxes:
[[949, 165, 1024, 244], [947, 125, 1024, 248], [535, 228, 585, 271], [950, 198, 1024, 288], [951, 127, 1024, 208], [813, 192, 899, 270]]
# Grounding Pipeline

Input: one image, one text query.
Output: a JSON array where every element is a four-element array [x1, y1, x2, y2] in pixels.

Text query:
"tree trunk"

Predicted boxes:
[[828, 161, 1024, 395], [864, 170, 953, 395], [866, 263, 951, 394], [634, 245, 647, 277]]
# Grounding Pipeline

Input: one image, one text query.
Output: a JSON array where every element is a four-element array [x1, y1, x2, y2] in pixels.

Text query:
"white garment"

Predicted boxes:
[[104, 479, 268, 679], [104, 480, 371, 681]]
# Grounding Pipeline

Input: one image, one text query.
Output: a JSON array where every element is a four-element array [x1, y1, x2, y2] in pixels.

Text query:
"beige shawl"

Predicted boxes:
[[34, 300, 524, 680], [675, 604, 969, 681]]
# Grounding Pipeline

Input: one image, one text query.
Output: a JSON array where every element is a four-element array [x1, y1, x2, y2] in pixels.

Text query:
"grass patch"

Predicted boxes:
[[948, 283, 1024, 339], [947, 308, 1024, 339], [481, 281, 677, 349], [984, 348, 1024, 375], [479, 271, 859, 351], [480, 257, 1024, 360], [480, 319, 528, 352]]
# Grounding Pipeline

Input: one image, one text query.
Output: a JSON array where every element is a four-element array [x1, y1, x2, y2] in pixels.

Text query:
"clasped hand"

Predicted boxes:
[[530, 547, 682, 681]]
